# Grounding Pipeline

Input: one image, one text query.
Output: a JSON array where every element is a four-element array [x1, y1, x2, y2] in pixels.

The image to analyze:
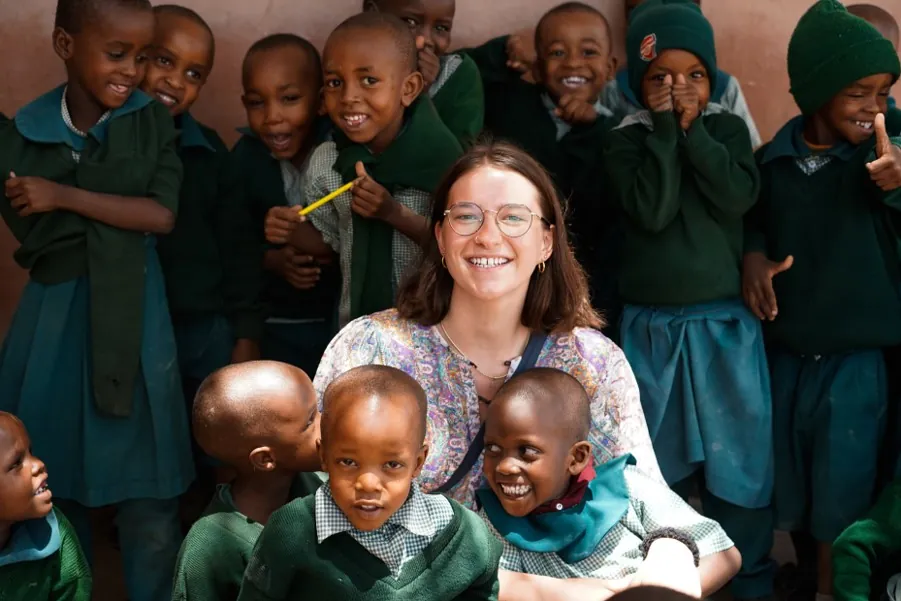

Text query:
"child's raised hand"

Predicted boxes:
[[5, 172, 63, 216], [352, 161, 397, 221], [555, 94, 598, 125], [672, 73, 700, 131], [866, 113, 901, 191], [505, 33, 536, 75], [265, 246, 321, 290], [742, 252, 794, 321], [415, 36, 441, 90], [646, 74, 674, 113], [264, 206, 303, 245]]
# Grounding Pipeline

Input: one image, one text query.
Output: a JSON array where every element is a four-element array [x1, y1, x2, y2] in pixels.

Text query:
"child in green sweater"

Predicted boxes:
[[361, 0, 484, 144], [833, 480, 901, 601], [604, 2, 773, 599], [238, 365, 502, 600], [0, 412, 91, 600], [232, 34, 340, 377], [265, 13, 462, 327], [172, 361, 324, 601], [464, 2, 623, 340], [478, 368, 741, 599], [743, 3, 901, 600], [141, 5, 263, 445]]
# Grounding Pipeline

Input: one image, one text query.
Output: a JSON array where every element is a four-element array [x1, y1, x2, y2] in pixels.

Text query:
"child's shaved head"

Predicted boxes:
[[321, 365, 427, 447], [536, 2, 613, 54], [153, 4, 215, 64], [193, 361, 318, 467], [242, 33, 322, 86], [55, 0, 151, 33], [847, 4, 900, 49], [329, 12, 418, 73], [493, 368, 590, 444]]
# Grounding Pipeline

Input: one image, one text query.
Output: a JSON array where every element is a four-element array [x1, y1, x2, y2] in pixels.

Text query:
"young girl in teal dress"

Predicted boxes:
[[0, 1, 194, 600]]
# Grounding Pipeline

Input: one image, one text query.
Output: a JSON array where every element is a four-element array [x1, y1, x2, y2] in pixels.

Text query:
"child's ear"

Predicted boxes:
[[52, 27, 74, 61], [606, 56, 618, 82], [401, 71, 425, 108], [412, 443, 430, 478], [316, 438, 327, 472], [567, 441, 592, 476], [249, 446, 277, 472], [363, 0, 379, 11]]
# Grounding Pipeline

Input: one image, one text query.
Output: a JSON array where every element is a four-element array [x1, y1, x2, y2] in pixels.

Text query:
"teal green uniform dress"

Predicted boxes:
[[605, 108, 774, 598], [746, 116, 901, 543], [157, 112, 263, 401], [464, 36, 623, 339], [0, 508, 92, 601], [0, 86, 194, 507], [230, 121, 340, 377]]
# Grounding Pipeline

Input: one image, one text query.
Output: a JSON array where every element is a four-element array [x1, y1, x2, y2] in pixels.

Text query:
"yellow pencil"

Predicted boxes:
[[299, 181, 355, 216]]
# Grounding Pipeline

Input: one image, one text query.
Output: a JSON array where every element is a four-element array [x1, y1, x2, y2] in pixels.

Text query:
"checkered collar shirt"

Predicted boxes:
[[315, 482, 454, 578]]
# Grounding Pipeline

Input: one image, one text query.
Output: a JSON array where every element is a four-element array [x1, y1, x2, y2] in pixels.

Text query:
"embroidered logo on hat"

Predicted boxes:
[[640, 33, 657, 62]]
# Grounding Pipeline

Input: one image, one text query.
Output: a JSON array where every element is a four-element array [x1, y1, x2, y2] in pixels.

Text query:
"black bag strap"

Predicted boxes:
[[434, 331, 549, 493]]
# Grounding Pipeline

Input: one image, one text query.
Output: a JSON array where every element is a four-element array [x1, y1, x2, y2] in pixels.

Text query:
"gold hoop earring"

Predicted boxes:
[[538, 261, 546, 274], [441, 255, 447, 269]]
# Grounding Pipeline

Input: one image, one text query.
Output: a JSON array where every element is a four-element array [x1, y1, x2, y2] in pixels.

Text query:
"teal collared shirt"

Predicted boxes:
[[761, 115, 860, 164], [14, 85, 153, 150], [177, 111, 215, 152]]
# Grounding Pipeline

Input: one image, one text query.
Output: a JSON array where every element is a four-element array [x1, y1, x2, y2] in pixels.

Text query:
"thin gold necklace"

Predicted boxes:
[[439, 323, 514, 381]]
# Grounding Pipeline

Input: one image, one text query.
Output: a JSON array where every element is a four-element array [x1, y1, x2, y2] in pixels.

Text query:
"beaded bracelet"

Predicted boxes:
[[639, 528, 701, 567]]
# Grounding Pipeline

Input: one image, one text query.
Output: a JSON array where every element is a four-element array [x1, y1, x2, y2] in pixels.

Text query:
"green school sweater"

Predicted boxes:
[[172, 473, 324, 601], [833, 481, 901, 601], [431, 53, 485, 145], [237, 494, 502, 601], [604, 110, 759, 306], [745, 116, 901, 355], [230, 126, 339, 323], [465, 35, 621, 318], [156, 112, 263, 341], [0, 86, 182, 417], [0, 508, 92, 601]]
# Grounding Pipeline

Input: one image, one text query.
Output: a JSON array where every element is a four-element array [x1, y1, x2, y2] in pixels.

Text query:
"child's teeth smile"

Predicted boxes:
[[855, 120, 874, 130], [155, 92, 177, 106], [499, 483, 532, 498], [267, 134, 293, 151], [34, 481, 49, 496], [468, 257, 511, 269], [344, 114, 368, 128], [562, 76, 588, 88], [109, 83, 130, 96]]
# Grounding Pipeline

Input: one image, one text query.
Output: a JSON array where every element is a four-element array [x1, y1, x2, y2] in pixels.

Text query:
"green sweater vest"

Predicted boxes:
[[237, 494, 502, 601], [0, 90, 182, 416], [605, 110, 759, 305], [0, 509, 92, 601], [172, 473, 323, 601], [746, 122, 901, 354], [157, 113, 263, 341], [833, 481, 901, 601], [230, 131, 340, 323], [431, 53, 484, 145]]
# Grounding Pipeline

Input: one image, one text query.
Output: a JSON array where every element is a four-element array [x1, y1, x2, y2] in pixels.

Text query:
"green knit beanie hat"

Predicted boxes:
[[789, 0, 900, 115], [626, 0, 717, 107]]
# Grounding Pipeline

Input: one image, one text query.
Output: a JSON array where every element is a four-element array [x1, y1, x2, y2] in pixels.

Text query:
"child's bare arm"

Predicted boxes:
[[698, 546, 741, 597], [287, 220, 336, 257], [351, 162, 430, 247]]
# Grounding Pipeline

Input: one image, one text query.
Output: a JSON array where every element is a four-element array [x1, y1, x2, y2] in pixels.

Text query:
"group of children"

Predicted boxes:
[[3, 0, 901, 600]]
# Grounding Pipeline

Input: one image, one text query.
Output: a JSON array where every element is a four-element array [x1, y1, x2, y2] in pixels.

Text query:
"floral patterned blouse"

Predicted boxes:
[[313, 310, 663, 508]]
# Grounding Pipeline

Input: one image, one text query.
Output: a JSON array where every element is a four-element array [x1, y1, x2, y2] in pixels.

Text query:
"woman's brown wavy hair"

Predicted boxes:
[[396, 139, 602, 333]]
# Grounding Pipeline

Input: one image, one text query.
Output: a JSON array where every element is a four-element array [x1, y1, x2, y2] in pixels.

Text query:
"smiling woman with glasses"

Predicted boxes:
[[311, 140, 662, 601]]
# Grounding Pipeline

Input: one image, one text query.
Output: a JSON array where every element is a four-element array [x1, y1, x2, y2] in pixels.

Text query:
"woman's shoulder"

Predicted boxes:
[[547, 327, 630, 373], [313, 310, 439, 392]]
